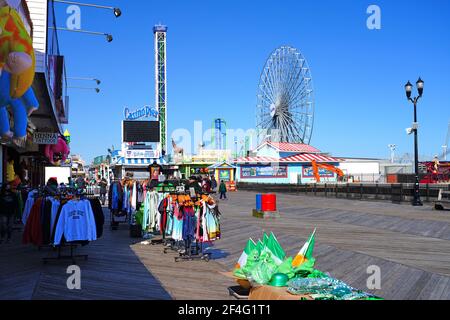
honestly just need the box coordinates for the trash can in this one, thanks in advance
[262,194,277,211]
[256,194,262,211]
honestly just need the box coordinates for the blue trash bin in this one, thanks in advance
[256,194,262,211]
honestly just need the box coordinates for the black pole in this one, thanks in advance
[413,99,423,206]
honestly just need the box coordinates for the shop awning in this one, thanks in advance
[208,161,237,169]
[281,154,341,163]
[256,141,321,153]
[112,157,166,166]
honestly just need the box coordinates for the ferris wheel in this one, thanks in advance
[256,46,315,145]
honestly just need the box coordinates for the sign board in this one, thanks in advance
[122,121,160,143]
[125,150,159,159]
[241,165,288,179]
[219,169,231,181]
[302,166,334,178]
[124,106,159,121]
[33,132,59,145]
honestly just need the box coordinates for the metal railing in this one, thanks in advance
[237,182,450,204]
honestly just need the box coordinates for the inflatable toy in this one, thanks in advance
[0,70,38,143]
[0,6,36,97]
[5,159,15,182]
[0,5,37,145]
[44,137,70,165]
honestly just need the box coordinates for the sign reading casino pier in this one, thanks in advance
[124,106,159,120]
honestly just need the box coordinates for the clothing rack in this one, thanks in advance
[43,243,88,264]
[174,238,211,262]
[142,188,219,263]
[150,189,185,246]
[23,191,99,263]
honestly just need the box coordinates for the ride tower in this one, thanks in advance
[212,119,227,150]
[154,25,168,156]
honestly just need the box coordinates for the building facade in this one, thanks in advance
[1,0,69,187]
[234,142,341,184]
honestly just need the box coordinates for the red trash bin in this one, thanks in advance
[261,194,277,211]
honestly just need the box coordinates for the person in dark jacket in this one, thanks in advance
[219,180,227,200]
[98,178,108,205]
[0,184,19,244]
[211,176,218,191]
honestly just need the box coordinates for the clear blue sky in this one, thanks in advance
[54,0,450,163]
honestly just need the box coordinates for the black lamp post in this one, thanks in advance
[405,78,424,206]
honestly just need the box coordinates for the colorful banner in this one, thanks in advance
[302,166,334,178]
[219,169,231,181]
[241,165,288,179]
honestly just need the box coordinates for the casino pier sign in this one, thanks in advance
[124,106,159,120]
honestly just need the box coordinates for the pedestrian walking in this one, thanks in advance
[211,175,217,192]
[98,177,108,205]
[219,180,227,200]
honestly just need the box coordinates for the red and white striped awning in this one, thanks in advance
[234,153,341,164]
[281,153,340,163]
[234,156,280,163]
[257,142,321,153]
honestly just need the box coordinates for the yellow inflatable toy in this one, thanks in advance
[6,159,16,182]
[0,5,35,98]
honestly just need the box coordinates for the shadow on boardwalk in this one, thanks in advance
[0,208,171,300]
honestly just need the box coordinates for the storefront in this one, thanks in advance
[178,163,214,179]
[234,142,341,184]
[111,154,167,181]
[208,162,236,183]
[1,136,52,188]
[1,1,70,187]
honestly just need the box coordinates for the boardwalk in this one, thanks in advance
[0,214,171,300]
[1,191,450,300]
[210,191,450,300]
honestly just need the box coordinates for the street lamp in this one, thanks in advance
[68,77,101,85]
[49,27,113,42]
[404,78,424,206]
[53,0,122,18]
[68,86,100,93]
[388,144,397,164]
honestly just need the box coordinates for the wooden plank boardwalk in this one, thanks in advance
[2,191,450,300]
[0,212,171,300]
[210,191,450,300]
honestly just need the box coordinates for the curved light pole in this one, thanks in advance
[68,77,101,85]
[49,27,113,42]
[69,86,100,93]
[53,0,122,18]
[405,78,424,206]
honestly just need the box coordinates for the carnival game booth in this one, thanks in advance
[111,154,166,181]
[208,161,237,191]
[235,142,342,185]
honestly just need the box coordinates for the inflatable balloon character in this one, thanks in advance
[45,137,70,165]
[5,159,15,182]
[0,5,38,146]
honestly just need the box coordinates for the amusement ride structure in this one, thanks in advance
[256,46,315,146]
[154,25,168,156]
